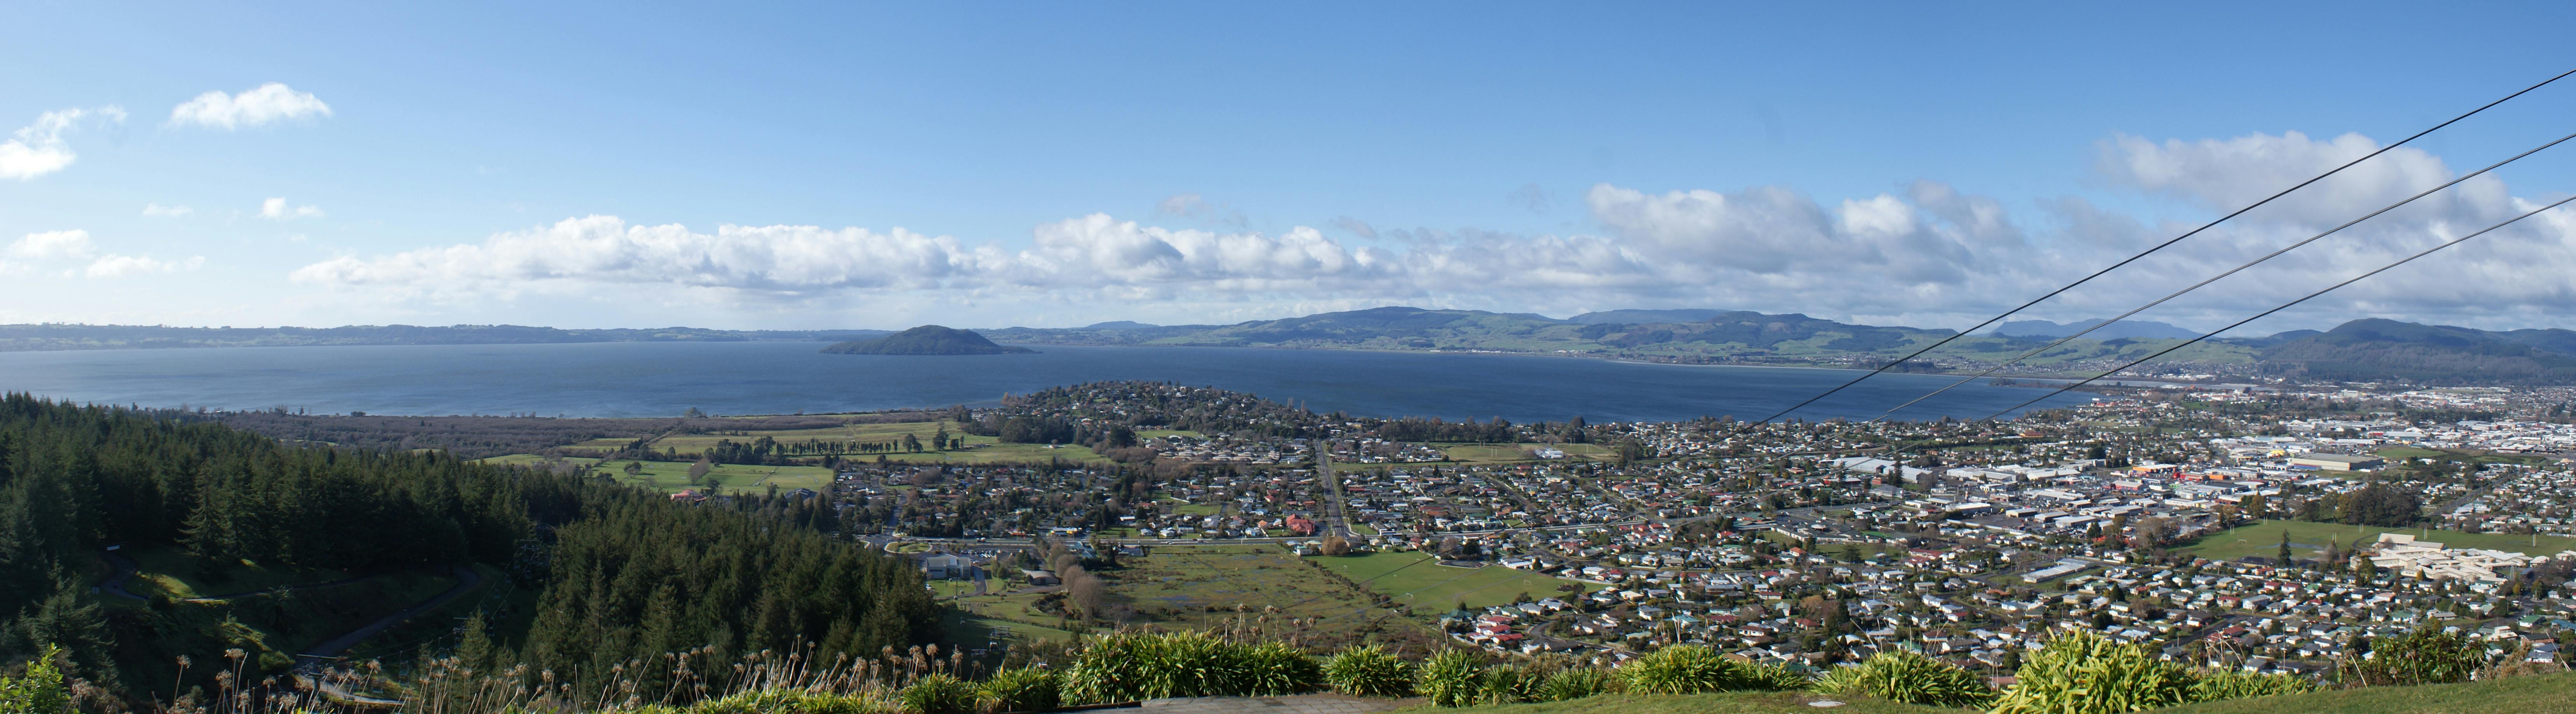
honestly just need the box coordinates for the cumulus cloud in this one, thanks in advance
[170,83,332,129]
[1,107,121,180]
[143,203,194,217]
[261,197,324,220]
[84,254,204,278]
[288,128,2576,332]
[9,230,96,259]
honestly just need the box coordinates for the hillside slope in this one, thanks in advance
[822,325,1036,355]
[2260,318,2576,384]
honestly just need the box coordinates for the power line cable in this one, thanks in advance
[1751,68,2576,425]
[1859,128,2576,422]
[1890,192,2576,456]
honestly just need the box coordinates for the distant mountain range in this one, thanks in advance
[1995,318,2200,341]
[13,308,2576,385]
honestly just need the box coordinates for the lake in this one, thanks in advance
[0,342,2094,423]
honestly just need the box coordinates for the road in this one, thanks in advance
[97,550,144,600]
[1318,454,1355,539]
[297,565,485,659]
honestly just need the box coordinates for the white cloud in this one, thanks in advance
[84,254,204,278]
[261,197,324,220]
[0,107,121,180]
[170,83,332,130]
[143,203,194,217]
[9,230,96,259]
[283,128,2576,332]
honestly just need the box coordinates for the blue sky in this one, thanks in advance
[9,2,2576,332]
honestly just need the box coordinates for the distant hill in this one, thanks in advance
[0,323,888,352]
[1082,321,1160,330]
[820,326,1035,355]
[1566,308,1732,324]
[2258,318,2576,384]
[1997,318,2200,340]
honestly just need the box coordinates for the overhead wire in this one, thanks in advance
[1748,68,2576,426]
[1886,192,2576,457]
[1857,128,2576,422]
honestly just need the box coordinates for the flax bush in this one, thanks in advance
[978,668,1061,713]
[899,673,979,714]
[1415,650,1487,707]
[1989,630,2195,714]
[1809,650,1992,708]
[1537,666,1617,702]
[1617,644,1798,695]
[1322,645,1415,698]
[1059,631,1321,704]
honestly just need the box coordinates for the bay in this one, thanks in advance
[0,342,2094,423]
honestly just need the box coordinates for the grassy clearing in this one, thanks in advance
[1137,429,1205,439]
[2181,518,2576,562]
[1406,692,1955,714]
[589,460,836,495]
[125,545,357,599]
[1309,551,1602,610]
[1102,544,1384,621]
[939,607,1080,649]
[472,454,603,469]
[2161,671,2576,713]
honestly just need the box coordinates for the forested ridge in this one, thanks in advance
[0,393,934,705]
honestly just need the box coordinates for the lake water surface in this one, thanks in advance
[0,342,2093,423]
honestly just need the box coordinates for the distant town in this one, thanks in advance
[339,378,2576,681]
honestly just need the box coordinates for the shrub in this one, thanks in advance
[1244,642,1326,696]
[1477,663,1546,705]
[2342,625,2487,687]
[1741,662,1811,691]
[1323,645,1415,698]
[2186,671,2316,702]
[691,690,901,714]
[1990,630,2194,714]
[1538,667,1617,702]
[979,668,1061,713]
[901,673,981,714]
[1619,644,1789,695]
[1809,650,1992,708]
[1416,650,1487,707]
[0,646,67,714]
[1059,631,1320,704]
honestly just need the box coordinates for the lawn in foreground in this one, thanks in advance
[2181,518,2576,562]
[1310,551,1602,611]
[2160,670,2576,714]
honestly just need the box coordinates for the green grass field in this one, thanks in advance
[1438,443,1614,462]
[1105,544,1382,619]
[1309,551,1602,610]
[473,453,604,469]
[2182,519,2576,562]
[593,460,836,495]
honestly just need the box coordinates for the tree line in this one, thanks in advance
[0,394,935,707]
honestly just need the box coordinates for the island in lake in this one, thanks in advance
[820,325,1036,355]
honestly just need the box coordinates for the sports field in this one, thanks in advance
[1439,443,1614,462]
[2182,518,2576,562]
[1308,550,1602,610]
